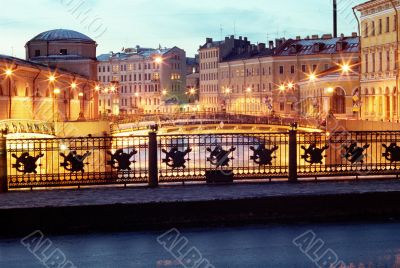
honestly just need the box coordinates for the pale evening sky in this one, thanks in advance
[0,0,364,58]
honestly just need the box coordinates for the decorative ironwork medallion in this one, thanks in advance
[107,149,138,171]
[341,143,370,164]
[382,143,400,162]
[206,145,236,168]
[12,152,44,174]
[250,144,279,165]
[162,147,192,169]
[60,151,91,173]
[301,144,329,164]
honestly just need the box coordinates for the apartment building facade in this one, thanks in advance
[355,0,400,122]
[97,46,187,115]
[214,34,360,116]
[198,36,251,112]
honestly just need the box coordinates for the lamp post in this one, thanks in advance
[53,88,60,122]
[78,92,84,120]
[5,69,13,119]
[245,87,252,115]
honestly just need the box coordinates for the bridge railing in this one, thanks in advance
[2,130,400,191]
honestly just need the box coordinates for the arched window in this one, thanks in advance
[331,87,346,114]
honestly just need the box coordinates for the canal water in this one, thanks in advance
[0,222,400,268]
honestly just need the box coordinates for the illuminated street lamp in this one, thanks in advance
[340,63,351,73]
[53,88,61,122]
[95,85,100,91]
[71,82,77,89]
[308,73,317,82]
[78,92,85,120]
[326,87,334,94]
[279,84,286,92]
[162,89,168,96]
[154,56,163,64]
[287,82,294,90]
[48,75,56,83]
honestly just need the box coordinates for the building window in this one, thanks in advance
[60,49,67,55]
[290,65,295,74]
[365,54,369,73]
[364,22,368,38]
[301,65,306,73]
[35,50,41,57]
[372,53,376,72]
[387,50,391,71]
[280,102,285,111]
[386,16,390,33]
[379,18,382,35]
[331,88,345,114]
[372,21,375,36]
[379,52,383,71]
[279,66,284,74]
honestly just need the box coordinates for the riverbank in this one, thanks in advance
[1,180,400,236]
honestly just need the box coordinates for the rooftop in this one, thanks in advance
[275,35,359,56]
[27,29,95,44]
[97,47,177,62]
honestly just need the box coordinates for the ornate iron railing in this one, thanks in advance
[158,133,289,182]
[6,136,149,189]
[4,130,400,190]
[297,131,400,178]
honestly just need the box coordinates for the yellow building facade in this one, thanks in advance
[355,0,400,121]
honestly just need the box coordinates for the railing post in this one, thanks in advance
[148,129,159,188]
[0,133,8,192]
[288,128,298,183]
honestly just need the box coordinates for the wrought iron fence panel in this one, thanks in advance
[297,131,400,178]
[7,136,148,189]
[158,132,289,182]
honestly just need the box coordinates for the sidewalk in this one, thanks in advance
[1,179,400,209]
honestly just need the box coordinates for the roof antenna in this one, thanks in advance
[220,24,223,40]
[234,21,236,37]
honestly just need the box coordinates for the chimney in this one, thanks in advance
[225,36,229,41]
[269,41,274,49]
[352,32,358,37]
[333,0,338,38]
[258,43,266,52]
[296,36,301,40]
[239,36,243,40]
[312,34,319,39]
[206,38,213,43]
[322,34,333,39]
[244,37,248,42]
[230,35,234,39]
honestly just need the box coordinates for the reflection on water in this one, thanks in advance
[1,222,400,268]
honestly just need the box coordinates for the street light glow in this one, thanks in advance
[326,87,334,94]
[287,83,294,89]
[225,88,231,94]
[279,85,285,91]
[71,82,77,89]
[53,88,61,95]
[48,75,56,83]
[309,73,317,82]
[154,57,163,64]
[5,69,13,76]
[341,63,351,73]
[162,89,168,95]
[95,85,100,91]
[246,87,252,93]
[78,92,84,97]
[189,88,196,95]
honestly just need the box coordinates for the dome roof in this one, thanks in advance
[29,29,94,43]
